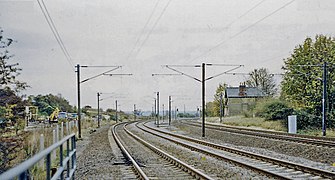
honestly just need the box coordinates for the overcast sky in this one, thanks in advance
[1,0,335,112]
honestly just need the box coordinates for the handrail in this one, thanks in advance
[0,133,76,180]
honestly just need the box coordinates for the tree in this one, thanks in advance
[0,87,25,127]
[28,94,75,116]
[213,83,227,116]
[281,35,335,116]
[246,68,277,96]
[0,28,28,92]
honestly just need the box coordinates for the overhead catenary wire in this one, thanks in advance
[81,66,121,83]
[132,0,173,58]
[221,0,268,32]
[188,0,296,63]
[36,0,74,70]
[126,0,161,61]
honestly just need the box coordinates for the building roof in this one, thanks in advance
[225,87,266,98]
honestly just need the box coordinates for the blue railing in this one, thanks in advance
[0,133,76,180]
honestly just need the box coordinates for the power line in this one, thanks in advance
[132,0,173,58]
[126,0,161,61]
[222,0,267,31]
[36,0,74,69]
[188,0,296,63]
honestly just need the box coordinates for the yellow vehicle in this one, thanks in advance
[49,107,60,123]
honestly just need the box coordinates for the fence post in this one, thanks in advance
[61,122,64,139]
[39,134,44,168]
[75,120,78,137]
[70,121,73,133]
[53,130,56,160]
[66,122,69,135]
[56,125,59,142]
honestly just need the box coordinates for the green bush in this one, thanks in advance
[281,109,320,130]
[256,100,293,120]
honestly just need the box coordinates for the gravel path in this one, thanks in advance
[76,125,127,179]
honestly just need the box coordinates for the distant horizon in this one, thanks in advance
[1,0,334,111]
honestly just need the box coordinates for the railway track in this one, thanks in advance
[112,122,214,179]
[181,120,335,148]
[137,121,335,179]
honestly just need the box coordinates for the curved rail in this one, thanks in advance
[112,123,149,180]
[141,121,335,179]
[182,121,335,148]
[123,122,214,180]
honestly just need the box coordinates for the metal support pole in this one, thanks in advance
[134,104,136,121]
[157,92,160,127]
[76,64,82,138]
[97,92,100,128]
[115,100,118,123]
[322,62,327,136]
[220,92,223,123]
[162,104,165,121]
[154,98,157,124]
[169,96,171,125]
[202,63,206,137]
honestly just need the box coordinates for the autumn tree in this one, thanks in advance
[282,35,335,112]
[213,83,227,116]
[0,28,27,91]
[281,35,335,117]
[246,68,277,96]
[28,94,75,116]
[0,28,27,127]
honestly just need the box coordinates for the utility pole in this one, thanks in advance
[175,106,177,120]
[157,92,160,127]
[154,98,157,124]
[220,92,223,123]
[76,64,82,138]
[160,63,242,137]
[97,92,101,128]
[184,104,186,115]
[162,104,165,121]
[202,63,206,137]
[322,62,327,136]
[75,64,130,138]
[115,100,118,123]
[134,104,136,121]
[169,96,171,125]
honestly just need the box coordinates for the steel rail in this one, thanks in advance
[123,122,214,180]
[112,123,149,180]
[182,121,335,148]
[141,121,335,179]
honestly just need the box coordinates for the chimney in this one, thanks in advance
[239,82,246,96]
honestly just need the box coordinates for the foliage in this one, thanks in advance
[213,83,227,116]
[281,35,335,116]
[205,101,215,117]
[28,94,75,116]
[255,99,293,120]
[177,113,195,118]
[205,83,227,117]
[281,109,335,130]
[0,28,28,92]
[246,68,277,96]
[0,87,25,126]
